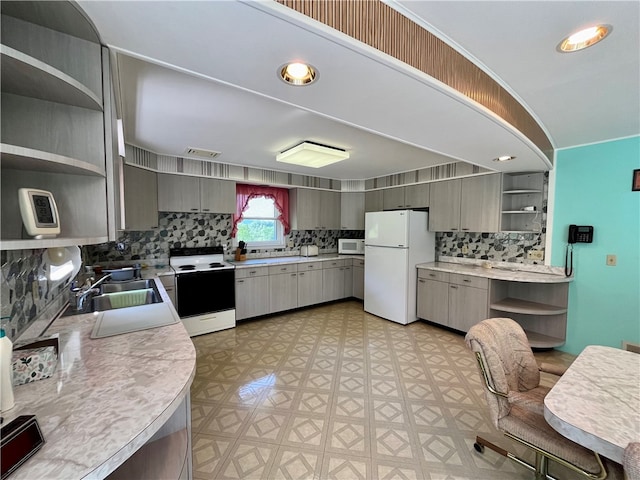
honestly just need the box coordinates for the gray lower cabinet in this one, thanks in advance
[352,259,365,300]
[235,267,270,320]
[269,264,298,313]
[343,265,353,298]
[417,269,488,332]
[298,269,324,307]
[123,165,158,230]
[322,260,345,302]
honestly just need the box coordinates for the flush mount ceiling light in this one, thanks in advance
[276,141,349,168]
[493,155,516,162]
[279,62,317,86]
[558,25,611,52]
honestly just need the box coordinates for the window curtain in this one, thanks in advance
[232,184,290,236]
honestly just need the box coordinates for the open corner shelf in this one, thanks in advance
[1,44,103,111]
[491,297,567,316]
[1,144,106,177]
[525,330,565,349]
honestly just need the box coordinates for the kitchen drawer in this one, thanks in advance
[235,266,269,279]
[181,309,235,337]
[353,258,365,268]
[449,273,488,290]
[418,269,449,283]
[298,261,323,271]
[269,264,298,275]
[323,259,345,269]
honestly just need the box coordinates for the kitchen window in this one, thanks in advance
[232,184,290,249]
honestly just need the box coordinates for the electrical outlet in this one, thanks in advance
[461,245,469,254]
[287,240,294,248]
[606,254,617,266]
[527,250,544,261]
[131,245,139,255]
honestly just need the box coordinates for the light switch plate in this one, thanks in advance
[606,254,617,266]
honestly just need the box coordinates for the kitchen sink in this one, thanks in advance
[100,279,156,293]
[91,288,160,311]
[60,279,163,317]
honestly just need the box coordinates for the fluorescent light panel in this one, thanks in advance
[276,142,349,168]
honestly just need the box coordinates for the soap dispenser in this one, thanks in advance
[0,328,15,411]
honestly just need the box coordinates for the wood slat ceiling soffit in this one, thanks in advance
[277,0,554,162]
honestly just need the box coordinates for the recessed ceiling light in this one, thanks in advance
[279,62,317,86]
[558,25,611,52]
[493,155,516,162]
[276,141,349,168]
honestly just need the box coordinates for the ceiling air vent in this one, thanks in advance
[183,147,221,161]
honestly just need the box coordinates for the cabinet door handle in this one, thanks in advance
[429,273,436,277]
[463,279,471,283]
[461,228,470,231]
[299,272,305,276]
[451,227,458,230]
[450,285,458,289]
[237,280,244,283]
[405,204,411,207]
[419,279,425,283]
[291,273,297,277]
[202,208,210,212]
[281,267,287,271]
[191,208,198,211]
[249,270,256,275]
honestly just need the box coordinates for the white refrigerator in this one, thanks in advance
[364,210,435,325]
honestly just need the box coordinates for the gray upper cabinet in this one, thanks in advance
[157,174,200,212]
[365,190,383,212]
[157,174,236,214]
[429,174,500,232]
[404,184,430,209]
[123,165,158,230]
[383,184,430,210]
[340,192,365,230]
[429,179,462,231]
[0,4,113,249]
[200,178,236,214]
[460,174,501,232]
[290,188,341,230]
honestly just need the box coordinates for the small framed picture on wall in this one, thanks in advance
[633,169,640,191]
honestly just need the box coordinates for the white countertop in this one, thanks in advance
[231,253,363,268]
[544,345,640,463]
[3,279,196,479]
[417,258,571,284]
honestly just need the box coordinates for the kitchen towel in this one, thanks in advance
[107,289,152,309]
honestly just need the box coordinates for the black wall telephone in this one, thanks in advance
[568,224,594,244]
[565,224,594,276]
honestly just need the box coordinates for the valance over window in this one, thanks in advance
[232,184,290,236]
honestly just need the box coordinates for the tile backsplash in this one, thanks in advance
[0,249,71,340]
[84,212,364,264]
[3,211,545,341]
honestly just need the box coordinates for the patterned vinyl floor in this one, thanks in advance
[189,300,588,480]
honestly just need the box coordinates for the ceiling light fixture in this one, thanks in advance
[279,62,317,86]
[493,155,516,162]
[558,25,611,52]
[276,141,349,168]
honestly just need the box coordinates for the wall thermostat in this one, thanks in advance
[18,188,60,238]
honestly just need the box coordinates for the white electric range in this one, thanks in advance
[169,246,236,336]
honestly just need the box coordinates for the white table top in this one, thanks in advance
[544,345,640,463]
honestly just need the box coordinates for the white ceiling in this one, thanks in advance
[78,0,640,181]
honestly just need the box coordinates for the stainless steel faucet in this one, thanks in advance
[76,274,112,312]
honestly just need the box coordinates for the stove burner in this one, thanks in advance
[209,263,225,268]
[179,265,196,271]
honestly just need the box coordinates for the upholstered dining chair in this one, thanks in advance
[465,317,608,480]
[625,443,640,480]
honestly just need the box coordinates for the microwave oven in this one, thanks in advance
[338,238,365,255]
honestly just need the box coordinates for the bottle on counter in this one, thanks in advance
[0,328,15,412]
